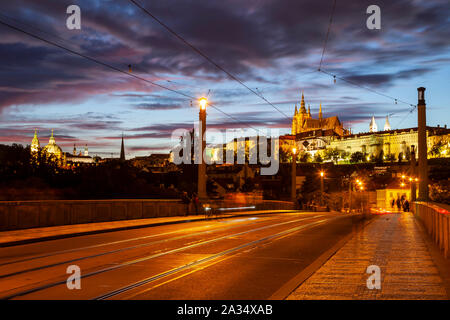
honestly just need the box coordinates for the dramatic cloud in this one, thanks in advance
[0,0,449,155]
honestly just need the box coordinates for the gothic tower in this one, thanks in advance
[292,104,298,135]
[384,115,391,131]
[369,116,378,132]
[318,102,323,121]
[120,134,125,162]
[31,129,40,154]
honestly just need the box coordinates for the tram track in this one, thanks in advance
[0,215,292,278]
[95,218,330,300]
[2,214,325,299]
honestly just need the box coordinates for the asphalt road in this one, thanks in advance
[0,211,366,300]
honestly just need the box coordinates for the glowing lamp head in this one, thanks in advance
[199,97,208,110]
[415,178,419,182]
[401,175,405,179]
[320,171,324,177]
[292,147,297,155]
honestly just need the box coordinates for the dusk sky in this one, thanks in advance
[0,0,449,158]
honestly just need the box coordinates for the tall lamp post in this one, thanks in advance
[417,87,428,201]
[320,171,324,206]
[291,147,297,204]
[198,97,207,201]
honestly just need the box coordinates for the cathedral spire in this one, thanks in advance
[49,129,56,144]
[369,116,378,132]
[120,133,125,162]
[294,104,298,115]
[307,105,311,117]
[384,115,391,131]
[300,91,306,114]
[319,102,323,120]
[31,128,40,153]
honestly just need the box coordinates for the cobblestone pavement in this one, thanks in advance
[287,213,449,300]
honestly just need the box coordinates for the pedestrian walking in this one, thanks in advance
[403,199,410,212]
[194,193,199,215]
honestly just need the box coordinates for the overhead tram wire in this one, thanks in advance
[318,0,337,72]
[314,0,419,127]
[0,18,264,135]
[0,12,213,98]
[128,0,291,120]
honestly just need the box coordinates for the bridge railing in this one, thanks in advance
[412,201,450,258]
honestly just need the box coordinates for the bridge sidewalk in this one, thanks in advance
[0,209,294,247]
[287,212,450,300]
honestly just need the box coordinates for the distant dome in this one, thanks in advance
[43,129,63,158]
[43,144,62,157]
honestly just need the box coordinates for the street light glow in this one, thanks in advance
[199,97,207,110]
[320,171,324,177]
[292,147,297,155]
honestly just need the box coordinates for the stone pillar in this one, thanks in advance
[417,87,428,201]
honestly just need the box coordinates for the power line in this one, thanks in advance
[319,69,417,108]
[313,0,420,126]
[393,106,417,129]
[318,0,337,71]
[0,18,265,135]
[128,0,291,120]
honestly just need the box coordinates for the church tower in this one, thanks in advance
[84,144,89,156]
[31,129,40,154]
[299,92,306,115]
[369,116,378,132]
[318,102,323,120]
[292,104,298,135]
[384,115,391,131]
[120,134,125,162]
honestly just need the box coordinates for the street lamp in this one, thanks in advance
[199,97,207,110]
[320,170,324,206]
[198,97,208,201]
[291,147,297,203]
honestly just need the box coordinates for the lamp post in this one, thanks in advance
[417,87,428,201]
[320,171,324,206]
[291,147,297,204]
[198,97,207,201]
